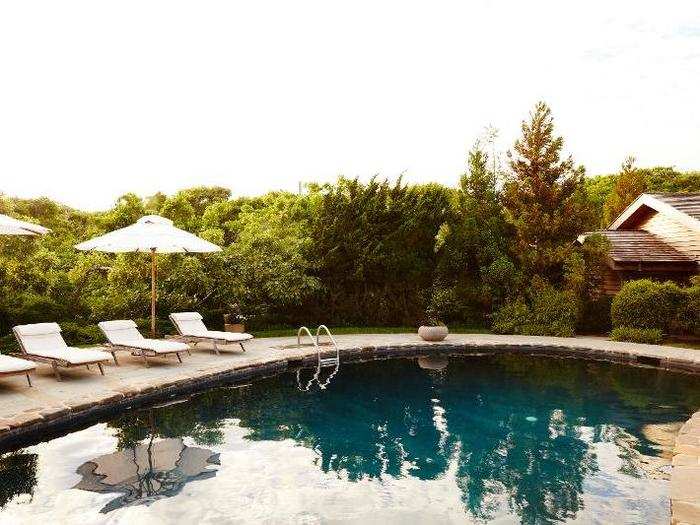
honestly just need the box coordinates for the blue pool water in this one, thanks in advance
[0,354,697,524]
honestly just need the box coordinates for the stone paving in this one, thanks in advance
[673,411,700,524]
[0,332,698,523]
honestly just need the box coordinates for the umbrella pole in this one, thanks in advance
[151,248,157,337]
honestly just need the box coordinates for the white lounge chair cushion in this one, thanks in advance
[98,320,145,344]
[0,355,36,373]
[170,312,253,342]
[14,322,63,336]
[170,312,203,322]
[170,312,209,336]
[116,339,189,354]
[27,347,111,365]
[99,320,138,331]
[14,323,69,353]
[192,331,253,343]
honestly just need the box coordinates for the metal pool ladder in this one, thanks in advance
[296,325,340,390]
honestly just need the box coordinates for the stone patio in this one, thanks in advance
[0,332,697,523]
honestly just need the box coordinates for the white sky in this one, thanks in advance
[1,1,699,211]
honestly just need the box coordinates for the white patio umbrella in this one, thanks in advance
[0,213,50,236]
[75,215,221,336]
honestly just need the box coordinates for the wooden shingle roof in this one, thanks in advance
[610,193,700,231]
[650,193,700,221]
[578,230,696,264]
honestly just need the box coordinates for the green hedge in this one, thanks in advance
[577,295,612,334]
[674,280,700,336]
[492,280,579,337]
[610,327,663,345]
[60,322,105,346]
[611,278,699,336]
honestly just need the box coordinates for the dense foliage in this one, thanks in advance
[610,278,700,338]
[585,166,700,226]
[601,156,646,227]
[503,102,595,283]
[609,327,663,345]
[0,101,697,344]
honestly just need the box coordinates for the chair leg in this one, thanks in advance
[213,341,220,356]
[176,352,183,363]
[26,373,32,387]
[97,363,105,376]
[52,363,62,382]
[142,352,150,367]
[112,352,120,366]
[239,343,246,352]
[86,364,90,370]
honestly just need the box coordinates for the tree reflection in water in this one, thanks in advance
[106,355,697,523]
[0,451,38,508]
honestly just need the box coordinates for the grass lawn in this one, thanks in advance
[663,340,700,351]
[251,325,491,339]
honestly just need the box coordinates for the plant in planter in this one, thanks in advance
[223,303,249,333]
[418,313,449,342]
[418,291,450,341]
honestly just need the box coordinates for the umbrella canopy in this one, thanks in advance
[0,213,50,236]
[75,215,222,335]
[74,215,220,253]
[73,437,220,513]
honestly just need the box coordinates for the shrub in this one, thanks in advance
[492,279,579,337]
[610,326,663,345]
[12,294,64,325]
[674,279,700,336]
[611,279,682,331]
[425,286,479,325]
[134,317,176,337]
[492,300,530,335]
[60,322,105,346]
[577,295,612,334]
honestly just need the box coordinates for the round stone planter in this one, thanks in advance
[224,323,245,333]
[418,325,449,342]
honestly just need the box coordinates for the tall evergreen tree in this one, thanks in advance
[503,102,594,283]
[602,156,646,226]
[431,143,514,322]
[461,145,497,205]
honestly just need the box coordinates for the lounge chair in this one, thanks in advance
[169,312,253,355]
[13,323,112,381]
[98,320,189,366]
[0,354,36,387]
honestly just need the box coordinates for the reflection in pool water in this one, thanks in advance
[73,432,219,513]
[0,355,697,524]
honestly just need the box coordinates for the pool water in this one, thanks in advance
[0,354,697,524]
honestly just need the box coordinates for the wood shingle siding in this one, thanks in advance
[637,209,700,261]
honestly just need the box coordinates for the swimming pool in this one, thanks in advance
[0,354,696,524]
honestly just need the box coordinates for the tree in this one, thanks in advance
[502,101,594,283]
[461,142,498,204]
[309,177,452,326]
[433,142,514,322]
[585,166,699,226]
[602,156,646,226]
[228,193,320,324]
[101,193,145,230]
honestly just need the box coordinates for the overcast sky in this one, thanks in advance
[1,1,698,211]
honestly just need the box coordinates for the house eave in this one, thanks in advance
[608,194,700,232]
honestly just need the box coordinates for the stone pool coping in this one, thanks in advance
[0,332,697,523]
[673,411,700,524]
